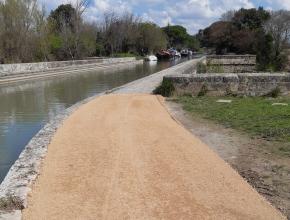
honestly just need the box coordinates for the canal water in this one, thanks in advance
[0,58,188,182]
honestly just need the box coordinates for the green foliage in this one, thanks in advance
[232,7,270,30]
[255,32,274,71]
[48,4,76,32]
[199,7,288,71]
[162,24,200,50]
[196,62,207,73]
[138,22,168,55]
[153,79,175,97]
[206,64,224,73]
[49,34,63,50]
[197,61,225,74]
[178,96,290,145]
[197,84,208,96]
[265,87,281,98]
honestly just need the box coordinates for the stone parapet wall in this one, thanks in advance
[207,55,256,65]
[205,55,256,73]
[166,73,290,96]
[0,57,136,76]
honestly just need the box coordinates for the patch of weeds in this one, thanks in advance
[279,146,290,156]
[265,87,281,98]
[225,87,238,97]
[153,79,175,97]
[0,196,23,211]
[182,93,193,97]
[198,84,208,97]
[196,62,207,73]
[207,63,224,73]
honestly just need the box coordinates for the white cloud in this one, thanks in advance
[40,0,277,34]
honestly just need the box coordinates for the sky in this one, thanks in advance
[40,0,290,34]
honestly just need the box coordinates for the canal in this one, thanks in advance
[0,58,188,182]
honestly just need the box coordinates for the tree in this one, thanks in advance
[264,10,290,56]
[97,12,142,56]
[0,0,44,63]
[232,7,270,30]
[198,7,284,70]
[47,3,95,60]
[202,21,234,54]
[137,22,167,55]
[162,24,200,51]
[162,25,188,49]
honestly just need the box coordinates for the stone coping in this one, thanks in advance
[0,57,137,76]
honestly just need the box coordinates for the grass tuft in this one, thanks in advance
[153,79,175,97]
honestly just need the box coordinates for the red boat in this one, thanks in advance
[156,50,172,60]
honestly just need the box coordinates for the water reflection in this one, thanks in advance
[0,59,186,182]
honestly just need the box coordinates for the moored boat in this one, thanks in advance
[144,55,158,62]
[181,49,189,57]
[156,50,172,60]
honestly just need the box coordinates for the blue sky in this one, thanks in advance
[40,0,290,34]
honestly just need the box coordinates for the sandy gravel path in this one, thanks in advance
[22,94,285,220]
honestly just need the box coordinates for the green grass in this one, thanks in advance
[177,95,290,155]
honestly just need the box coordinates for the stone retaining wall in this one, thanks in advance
[166,73,290,96]
[0,57,136,76]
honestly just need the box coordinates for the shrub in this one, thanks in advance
[265,87,281,98]
[153,79,175,97]
[198,84,208,97]
[225,87,238,97]
[196,62,207,73]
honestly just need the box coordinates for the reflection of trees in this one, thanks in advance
[0,60,176,182]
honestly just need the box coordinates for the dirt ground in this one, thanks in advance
[166,100,290,219]
[22,94,285,219]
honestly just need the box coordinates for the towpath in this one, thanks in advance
[22,94,285,220]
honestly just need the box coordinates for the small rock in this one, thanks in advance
[272,103,288,106]
[216,99,232,103]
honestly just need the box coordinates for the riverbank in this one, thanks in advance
[22,94,284,219]
[0,58,200,219]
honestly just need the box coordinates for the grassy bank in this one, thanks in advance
[177,95,290,156]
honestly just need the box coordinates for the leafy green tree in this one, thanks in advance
[49,4,77,33]
[162,24,200,51]
[232,7,270,30]
[162,25,188,49]
[138,22,167,55]
[199,7,289,71]
[47,3,96,60]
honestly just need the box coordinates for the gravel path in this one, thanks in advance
[22,94,285,220]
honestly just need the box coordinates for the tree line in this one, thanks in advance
[197,7,290,71]
[0,0,199,64]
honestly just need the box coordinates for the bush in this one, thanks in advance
[196,62,207,73]
[198,84,208,97]
[153,79,175,97]
[265,87,281,98]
